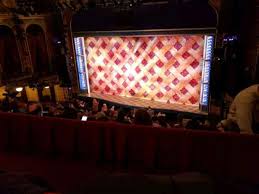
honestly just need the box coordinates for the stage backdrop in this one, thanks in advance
[74,34,213,113]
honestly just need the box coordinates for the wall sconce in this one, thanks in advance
[16,87,23,92]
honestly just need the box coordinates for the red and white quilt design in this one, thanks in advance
[85,35,204,106]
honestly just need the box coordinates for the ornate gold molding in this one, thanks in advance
[1,0,16,9]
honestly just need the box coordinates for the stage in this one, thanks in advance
[80,92,206,115]
[74,32,214,115]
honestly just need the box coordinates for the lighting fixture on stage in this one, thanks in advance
[16,87,23,92]
[44,86,50,89]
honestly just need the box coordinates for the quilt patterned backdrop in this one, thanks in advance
[85,35,205,106]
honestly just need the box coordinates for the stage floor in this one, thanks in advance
[81,92,206,115]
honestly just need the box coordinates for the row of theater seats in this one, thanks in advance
[0,112,259,185]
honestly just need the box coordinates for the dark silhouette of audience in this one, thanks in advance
[0,92,243,132]
[134,109,152,126]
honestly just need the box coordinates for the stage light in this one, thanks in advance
[44,86,50,89]
[16,87,23,92]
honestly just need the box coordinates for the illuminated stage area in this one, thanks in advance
[87,92,204,114]
[74,33,213,114]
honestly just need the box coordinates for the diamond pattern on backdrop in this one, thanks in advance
[85,35,204,107]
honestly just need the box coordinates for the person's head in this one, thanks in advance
[157,113,168,128]
[117,108,130,123]
[134,109,152,126]
[27,102,42,115]
[92,98,99,113]
[177,113,184,124]
[147,107,154,117]
[185,117,201,130]
[101,103,108,112]
[17,101,27,113]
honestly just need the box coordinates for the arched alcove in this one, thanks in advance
[26,24,50,74]
[0,25,22,79]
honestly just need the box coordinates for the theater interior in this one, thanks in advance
[0,0,258,193]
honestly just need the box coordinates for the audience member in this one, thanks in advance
[27,102,42,116]
[147,106,154,117]
[96,112,108,121]
[0,93,230,133]
[117,108,132,124]
[217,119,240,133]
[185,117,201,130]
[227,84,259,134]
[174,113,184,128]
[17,101,27,113]
[152,112,170,128]
[92,98,99,114]
[62,102,77,119]
[134,109,152,126]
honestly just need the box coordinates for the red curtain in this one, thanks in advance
[0,26,22,78]
[27,25,49,74]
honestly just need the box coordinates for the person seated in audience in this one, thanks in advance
[1,90,19,112]
[48,104,62,117]
[17,101,27,113]
[109,106,116,119]
[62,102,77,119]
[152,112,171,128]
[92,98,99,114]
[134,109,152,126]
[77,109,88,120]
[96,111,109,121]
[101,103,109,116]
[205,114,221,131]
[78,100,86,111]
[1,94,11,112]
[27,102,43,116]
[217,119,240,133]
[227,84,259,134]
[147,106,154,118]
[173,113,184,128]
[117,108,132,124]
[200,119,212,130]
[185,117,201,130]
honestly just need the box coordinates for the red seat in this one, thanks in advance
[9,113,30,153]
[188,130,228,178]
[156,128,190,172]
[54,118,80,157]
[101,121,119,162]
[77,121,103,161]
[1,111,259,187]
[224,133,259,183]
[0,112,12,152]
[30,116,55,155]
[127,125,158,169]
[112,123,130,163]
